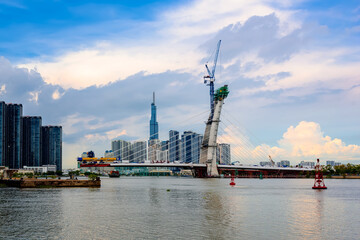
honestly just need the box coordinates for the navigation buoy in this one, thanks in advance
[312,158,327,189]
[230,176,236,186]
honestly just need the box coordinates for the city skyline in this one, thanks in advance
[0,1,359,168]
[0,100,62,171]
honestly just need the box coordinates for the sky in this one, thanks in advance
[0,0,359,168]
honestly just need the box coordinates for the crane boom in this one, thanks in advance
[211,40,221,78]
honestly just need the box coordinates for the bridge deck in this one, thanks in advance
[110,163,312,172]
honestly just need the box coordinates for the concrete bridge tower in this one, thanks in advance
[200,85,229,177]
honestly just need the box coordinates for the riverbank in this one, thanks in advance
[0,178,101,188]
[329,175,360,179]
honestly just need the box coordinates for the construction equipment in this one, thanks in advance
[269,155,275,167]
[204,40,221,120]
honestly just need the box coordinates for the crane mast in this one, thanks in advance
[204,40,221,120]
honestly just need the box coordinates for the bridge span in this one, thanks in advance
[109,162,312,178]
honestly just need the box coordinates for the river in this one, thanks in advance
[0,178,359,239]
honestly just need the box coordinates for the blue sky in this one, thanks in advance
[1,0,360,168]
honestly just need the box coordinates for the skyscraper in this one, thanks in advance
[149,92,159,140]
[42,126,62,171]
[0,101,5,166]
[181,131,203,164]
[5,103,23,169]
[22,116,42,167]
[169,130,180,162]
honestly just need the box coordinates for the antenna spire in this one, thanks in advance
[153,92,155,105]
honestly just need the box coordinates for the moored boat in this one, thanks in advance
[108,170,120,178]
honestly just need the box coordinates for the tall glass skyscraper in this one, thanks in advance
[169,130,180,162]
[42,126,62,171]
[22,116,42,167]
[5,103,23,169]
[0,101,5,166]
[149,92,159,140]
[181,131,203,164]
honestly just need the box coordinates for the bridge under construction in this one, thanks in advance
[79,40,313,178]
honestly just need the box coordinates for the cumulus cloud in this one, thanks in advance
[253,121,360,163]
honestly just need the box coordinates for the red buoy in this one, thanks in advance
[312,158,327,189]
[230,176,236,186]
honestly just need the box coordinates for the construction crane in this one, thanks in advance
[269,155,275,167]
[204,40,221,120]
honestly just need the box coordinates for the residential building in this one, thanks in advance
[42,126,62,171]
[217,143,231,165]
[131,140,147,163]
[5,103,23,169]
[299,161,315,168]
[22,116,42,167]
[112,139,131,160]
[0,101,5,166]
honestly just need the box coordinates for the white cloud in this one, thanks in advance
[241,48,360,96]
[254,121,360,163]
[17,0,304,89]
[0,84,6,95]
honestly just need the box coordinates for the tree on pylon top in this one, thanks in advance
[214,85,229,101]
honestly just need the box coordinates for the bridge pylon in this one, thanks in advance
[200,85,229,177]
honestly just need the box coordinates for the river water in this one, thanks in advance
[0,177,359,240]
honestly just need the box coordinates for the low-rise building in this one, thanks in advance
[23,165,57,173]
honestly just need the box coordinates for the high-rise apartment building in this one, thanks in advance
[149,92,159,140]
[169,130,180,162]
[5,103,23,169]
[112,139,131,161]
[0,101,5,166]
[131,140,147,163]
[217,143,231,165]
[181,131,203,164]
[42,126,62,171]
[22,116,42,167]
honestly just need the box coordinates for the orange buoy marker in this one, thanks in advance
[312,158,327,189]
[230,176,236,186]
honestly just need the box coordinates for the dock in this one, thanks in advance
[0,178,101,188]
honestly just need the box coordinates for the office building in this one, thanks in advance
[22,116,42,167]
[149,92,159,140]
[0,102,5,166]
[5,103,23,169]
[169,130,180,162]
[42,126,62,171]
[181,131,203,164]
